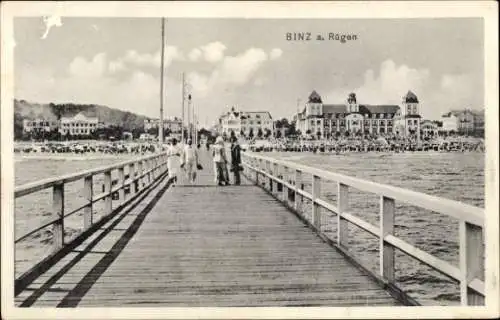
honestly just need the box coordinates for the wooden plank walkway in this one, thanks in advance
[16,149,400,307]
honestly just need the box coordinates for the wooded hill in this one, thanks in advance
[14,99,151,138]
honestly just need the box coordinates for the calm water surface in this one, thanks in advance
[13,152,485,306]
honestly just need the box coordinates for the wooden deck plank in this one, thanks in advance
[16,150,400,307]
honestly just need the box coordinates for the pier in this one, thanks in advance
[13,149,485,307]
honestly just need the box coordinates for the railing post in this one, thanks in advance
[282,166,288,203]
[255,159,261,186]
[118,166,125,203]
[83,176,93,230]
[104,170,112,215]
[294,169,302,213]
[312,175,321,229]
[137,161,143,190]
[52,183,64,251]
[266,160,272,191]
[130,163,136,195]
[273,162,279,195]
[380,196,395,282]
[337,182,349,247]
[459,221,484,305]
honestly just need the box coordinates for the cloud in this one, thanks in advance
[69,53,107,78]
[269,48,283,60]
[188,48,202,62]
[216,48,268,86]
[108,60,127,73]
[108,46,184,72]
[200,41,227,63]
[326,59,430,104]
[325,59,481,120]
[41,15,62,39]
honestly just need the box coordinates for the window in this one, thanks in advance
[414,120,418,125]
[379,114,384,119]
[407,106,411,114]
[372,114,376,118]
[257,121,261,125]
[256,115,261,119]
[388,121,393,126]
[317,120,321,125]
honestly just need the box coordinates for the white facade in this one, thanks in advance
[144,118,183,133]
[219,107,274,137]
[59,112,99,136]
[23,119,58,133]
[296,91,399,138]
[441,113,459,132]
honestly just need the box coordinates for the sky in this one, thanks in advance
[14,17,484,127]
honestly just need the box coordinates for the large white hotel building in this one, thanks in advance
[296,90,422,138]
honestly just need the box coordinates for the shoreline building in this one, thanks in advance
[218,106,274,138]
[23,119,58,134]
[296,91,422,138]
[144,117,183,134]
[59,112,98,136]
[441,109,483,136]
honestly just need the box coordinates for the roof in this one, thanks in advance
[403,91,419,103]
[322,104,399,114]
[361,105,399,114]
[308,90,322,103]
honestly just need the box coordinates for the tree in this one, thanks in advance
[257,128,263,138]
[264,128,272,138]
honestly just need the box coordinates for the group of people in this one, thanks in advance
[164,135,242,186]
[211,136,242,186]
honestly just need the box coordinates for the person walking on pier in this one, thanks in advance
[212,136,229,186]
[181,138,200,184]
[230,136,242,185]
[166,138,181,184]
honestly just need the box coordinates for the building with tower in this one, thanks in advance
[296,90,407,139]
[393,91,422,138]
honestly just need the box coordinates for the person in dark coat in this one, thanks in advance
[230,136,242,185]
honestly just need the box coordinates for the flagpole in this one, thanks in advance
[159,17,165,146]
[181,72,185,143]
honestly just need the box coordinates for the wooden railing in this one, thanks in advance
[241,152,485,306]
[14,151,169,292]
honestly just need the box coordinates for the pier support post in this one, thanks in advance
[294,170,302,213]
[118,166,125,203]
[459,221,484,305]
[380,196,395,282]
[83,176,93,230]
[52,183,64,251]
[312,175,321,229]
[104,171,112,215]
[337,182,349,247]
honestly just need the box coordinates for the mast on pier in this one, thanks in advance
[159,17,166,146]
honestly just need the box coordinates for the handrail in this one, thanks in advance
[14,151,168,247]
[14,151,165,198]
[241,151,485,306]
[242,152,483,227]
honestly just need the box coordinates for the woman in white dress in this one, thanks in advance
[166,138,181,183]
[181,138,199,184]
